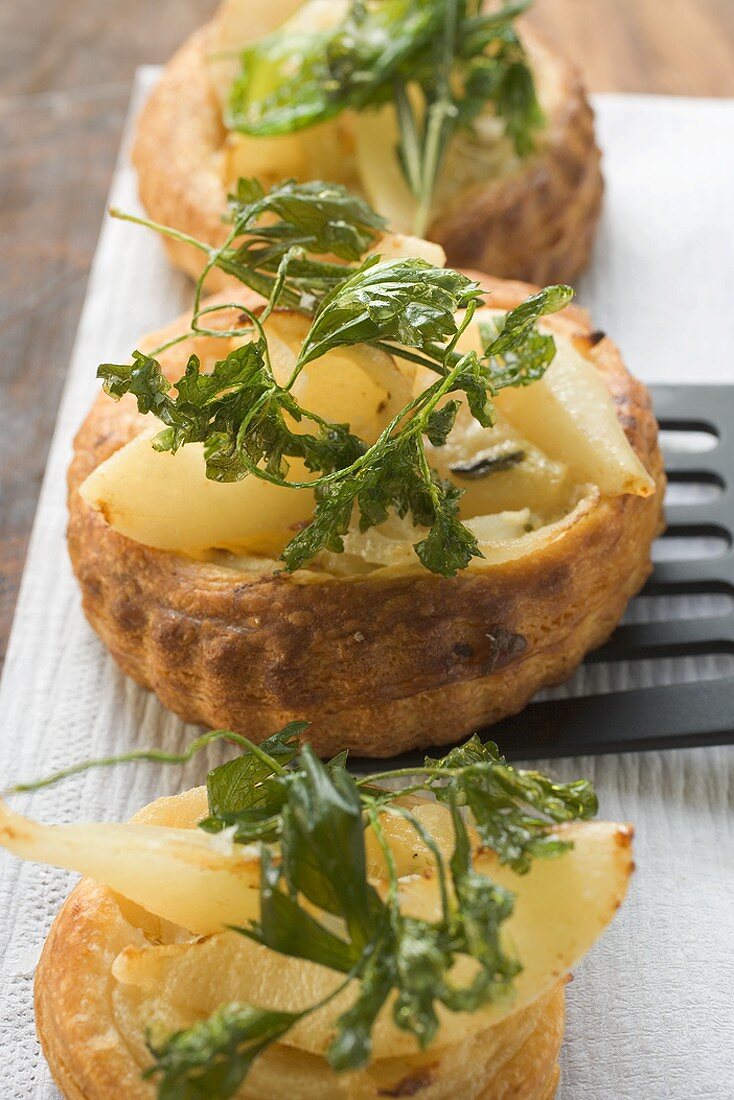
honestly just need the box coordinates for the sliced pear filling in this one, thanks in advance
[80,311,412,558]
[426,404,574,521]
[81,295,653,571]
[0,791,632,1056]
[457,308,655,500]
[80,432,317,558]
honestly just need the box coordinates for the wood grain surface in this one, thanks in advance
[1,0,733,669]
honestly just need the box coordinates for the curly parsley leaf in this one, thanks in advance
[476,284,574,392]
[111,179,387,314]
[414,478,482,575]
[205,722,305,818]
[426,734,598,872]
[145,1004,302,1100]
[98,342,366,485]
[98,343,269,462]
[240,845,363,973]
[327,952,394,1072]
[297,256,482,367]
[228,177,387,266]
[424,398,461,446]
[282,429,482,577]
[484,284,574,359]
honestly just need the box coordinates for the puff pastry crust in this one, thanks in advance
[67,275,665,757]
[35,790,566,1100]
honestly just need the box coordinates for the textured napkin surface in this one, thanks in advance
[0,73,732,1099]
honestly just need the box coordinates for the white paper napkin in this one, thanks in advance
[0,72,732,1098]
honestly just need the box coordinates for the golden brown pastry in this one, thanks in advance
[67,268,664,757]
[35,875,566,1100]
[133,0,603,289]
[0,733,633,1099]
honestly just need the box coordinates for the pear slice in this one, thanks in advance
[211,0,309,53]
[426,403,573,521]
[461,309,655,497]
[80,314,411,557]
[366,232,446,268]
[80,429,316,557]
[353,102,416,235]
[0,793,260,936]
[45,784,635,1058]
[222,131,311,196]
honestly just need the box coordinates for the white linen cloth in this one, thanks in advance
[0,71,732,1098]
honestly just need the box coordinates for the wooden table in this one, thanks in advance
[1,0,733,669]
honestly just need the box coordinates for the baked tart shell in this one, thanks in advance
[67,276,665,757]
[35,791,566,1100]
[132,23,603,289]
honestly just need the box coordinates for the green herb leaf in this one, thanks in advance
[297,257,481,368]
[281,748,380,945]
[426,734,598,872]
[414,479,482,576]
[280,475,359,569]
[98,343,271,466]
[282,430,484,578]
[425,399,461,447]
[145,1003,301,1100]
[228,178,387,265]
[228,29,339,136]
[442,794,519,1012]
[327,952,394,1072]
[479,284,574,392]
[206,722,305,817]
[484,284,574,359]
[449,350,496,427]
[242,846,361,973]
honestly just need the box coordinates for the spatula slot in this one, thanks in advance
[664,473,725,505]
[652,530,731,561]
[591,618,734,661]
[645,559,734,587]
[624,590,734,623]
[658,424,719,452]
[535,652,734,701]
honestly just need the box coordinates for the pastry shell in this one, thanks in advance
[132,21,603,289]
[35,789,565,1099]
[67,275,665,757]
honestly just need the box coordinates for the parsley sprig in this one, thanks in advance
[111,178,388,317]
[8,724,597,1099]
[226,0,544,235]
[104,180,572,576]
